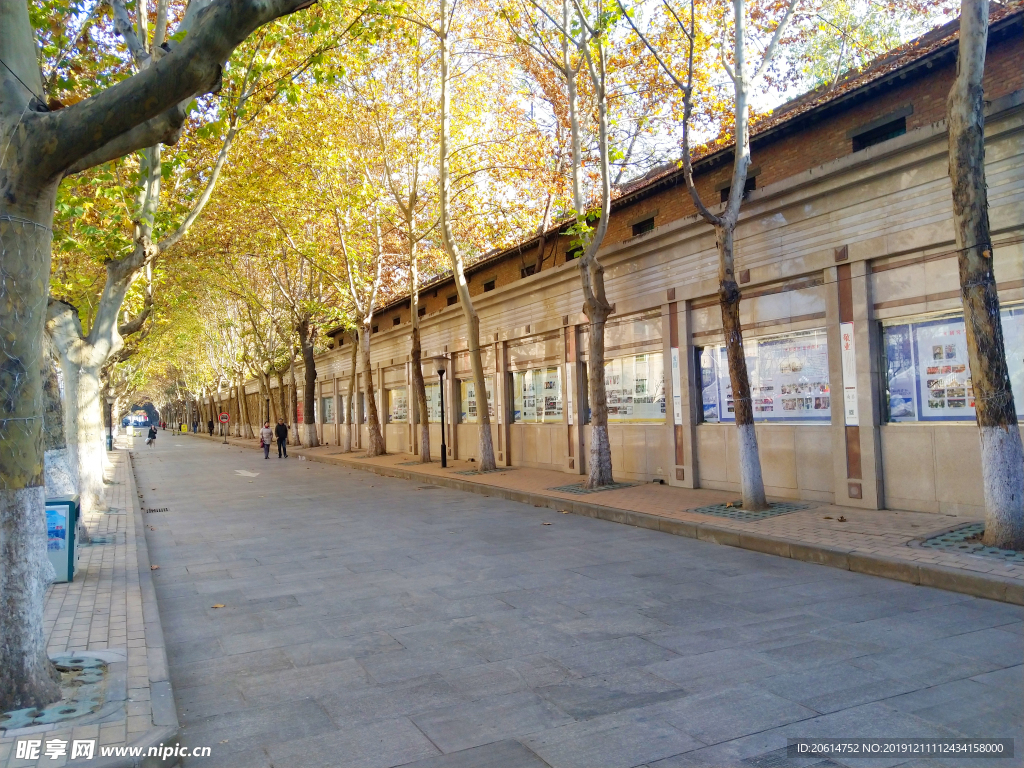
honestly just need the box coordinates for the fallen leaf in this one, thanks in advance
[542,522,552,526]
[725,502,734,508]
[150,565,159,570]
[823,516,833,520]
[211,604,225,609]
[838,516,847,522]
[561,510,569,514]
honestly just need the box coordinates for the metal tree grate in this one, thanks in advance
[687,500,809,521]
[0,655,108,730]
[454,467,514,476]
[918,522,1024,563]
[548,481,637,495]
[145,507,168,513]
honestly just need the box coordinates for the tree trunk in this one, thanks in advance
[237,379,253,438]
[343,332,358,453]
[42,343,77,497]
[584,304,614,486]
[464,311,496,471]
[0,210,63,712]
[276,369,287,430]
[411,324,430,462]
[948,0,1023,549]
[718,226,768,510]
[299,324,319,448]
[289,357,300,445]
[361,323,386,456]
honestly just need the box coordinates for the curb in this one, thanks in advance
[70,450,181,768]
[199,433,1024,607]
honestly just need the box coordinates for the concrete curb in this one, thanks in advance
[199,434,1024,607]
[70,451,181,768]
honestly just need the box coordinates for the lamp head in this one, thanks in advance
[432,354,449,377]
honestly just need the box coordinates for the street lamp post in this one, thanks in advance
[432,355,450,468]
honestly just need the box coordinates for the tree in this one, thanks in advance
[0,0,314,712]
[947,0,1023,549]
[621,0,798,510]
[516,0,618,487]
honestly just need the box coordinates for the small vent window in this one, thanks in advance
[631,218,654,237]
[521,264,537,278]
[372,325,379,334]
[852,117,906,152]
[447,295,458,306]
[483,279,496,292]
[393,316,401,326]
[418,306,426,317]
[566,247,582,262]
[720,176,756,203]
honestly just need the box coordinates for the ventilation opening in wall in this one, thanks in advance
[631,217,654,237]
[393,316,401,326]
[720,176,756,203]
[372,325,379,333]
[447,295,458,306]
[566,247,581,262]
[521,264,536,278]
[852,116,906,152]
[484,279,496,292]
[418,306,426,317]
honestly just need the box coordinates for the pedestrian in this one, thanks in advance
[146,424,157,447]
[207,419,214,436]
[274,418,289,458]
[192,419,198,434]
[260,422,274,460]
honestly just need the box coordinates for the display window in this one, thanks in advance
[882,306,1023,422]
[459,377,494,423]
[388,387,408,423]
[699,328,831,423]
[513,367,563,423]
[605,353,666,423]
[424,382,442,422]
[320,396,335,424]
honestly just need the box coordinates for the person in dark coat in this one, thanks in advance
[146,425,158,446]
[207,419,214,436]
[274,419,289,458]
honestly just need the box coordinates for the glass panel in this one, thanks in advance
[882,305,1024,422]
[454,348,495,374]
[606,352,666,423]
[699,329,831,423]
[580,309,663,358]
[424,383,442,423]
[512,367,563,423]
[459,377,494,423]
[508,332,561,370]
[320,396,335,424]
[388,387,408,423]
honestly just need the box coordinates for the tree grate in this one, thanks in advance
[742,747,844,767]
[145,507,168,513]
[82,535,118,546]
[104,507,126,515]
[687,500,809,521]
[918,522,1024,563]
[548,481,637,494]
[0,655,108,730]
[453,467,514,475]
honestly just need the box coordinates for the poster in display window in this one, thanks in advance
[513,368,562,423]
[604,353,666,423]
[700,329,831,423]
[884,306,1024,422]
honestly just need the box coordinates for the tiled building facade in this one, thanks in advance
[215,10,1024,518]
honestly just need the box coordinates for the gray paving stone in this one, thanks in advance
[522,710,702,768]
[411,690,574,753]
[266,717,440,768]
[134,440,1024,768]
[655,684,818,745]
[394,739,550,768]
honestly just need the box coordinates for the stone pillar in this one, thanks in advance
[666,291,698,488]
[827,256,884,508]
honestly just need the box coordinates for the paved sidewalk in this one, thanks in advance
[0,443,177,768]
[204,433,1024,605]
[138,436,1021,768]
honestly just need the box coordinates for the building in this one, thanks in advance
[215,6,1024,517]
